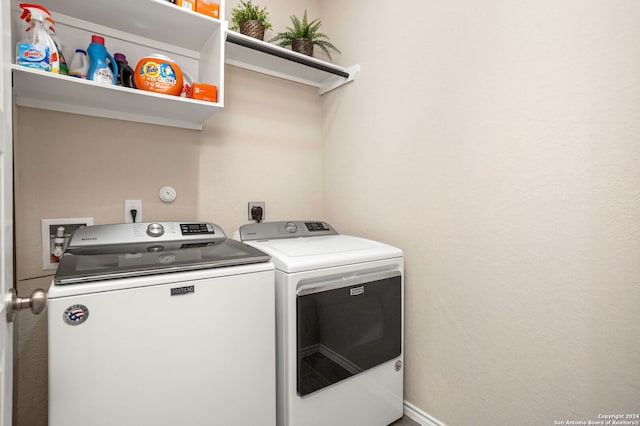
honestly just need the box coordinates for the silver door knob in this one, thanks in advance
[5,288,47,323]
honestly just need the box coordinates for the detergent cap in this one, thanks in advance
[91,35,105,45]
[114,53,128,63]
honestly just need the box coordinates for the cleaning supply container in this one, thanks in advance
[15,4,59,73]
[113,53,136,88]
[87,35,117,85]
[187,83,217,102]
[46,19,68,75]
[69,49,89,78]
[134,54,183,96]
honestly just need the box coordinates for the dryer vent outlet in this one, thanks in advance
[248,202,265,222]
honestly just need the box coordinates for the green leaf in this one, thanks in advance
[267,9,341,60]
[230,0,272,31]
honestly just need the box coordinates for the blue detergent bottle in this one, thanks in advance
[87,35,118,85]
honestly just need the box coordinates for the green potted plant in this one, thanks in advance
[269,10,341,60]
[230,0,272,41]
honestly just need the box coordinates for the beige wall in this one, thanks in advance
[196,66,323,232]
[321,0,640,425]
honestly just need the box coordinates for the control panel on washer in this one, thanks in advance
[180,223,216,235]
[68,222,224,247]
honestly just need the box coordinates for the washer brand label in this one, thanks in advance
[350,286,365,296]
[171,285,195,296]
[63,304,89,326]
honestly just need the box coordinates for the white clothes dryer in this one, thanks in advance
[236,221,404,426]
[48,222,276,426]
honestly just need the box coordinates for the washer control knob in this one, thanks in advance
[146,223,165,238]
[284,222,298,233]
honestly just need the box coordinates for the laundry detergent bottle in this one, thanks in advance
[113,53,136,88]
[87,35,118,85]
[69,49,89,78]
[15,4,59,73]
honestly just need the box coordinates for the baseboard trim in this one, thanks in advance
[403,401,446,426]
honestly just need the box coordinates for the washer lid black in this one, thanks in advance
[54,239,271,285]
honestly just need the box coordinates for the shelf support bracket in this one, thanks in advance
[319,64,360,95]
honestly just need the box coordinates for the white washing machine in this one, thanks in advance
[236,221,404,426]
[48,222,276,426]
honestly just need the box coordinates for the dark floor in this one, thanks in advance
[390,415,421,425]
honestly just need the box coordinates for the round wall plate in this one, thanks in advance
[159,186,177,203]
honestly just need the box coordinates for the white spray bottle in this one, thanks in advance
[23,13,68,75]
[15,4,60,73]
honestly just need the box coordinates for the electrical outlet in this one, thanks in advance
[124,200,143,223]
[248,202,265,221]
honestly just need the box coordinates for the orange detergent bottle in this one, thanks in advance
[134,54,184,96]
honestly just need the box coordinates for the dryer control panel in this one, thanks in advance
[239,221,338,241]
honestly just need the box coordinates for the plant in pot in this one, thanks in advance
[230,0,272,41]
[269,10,341,60]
